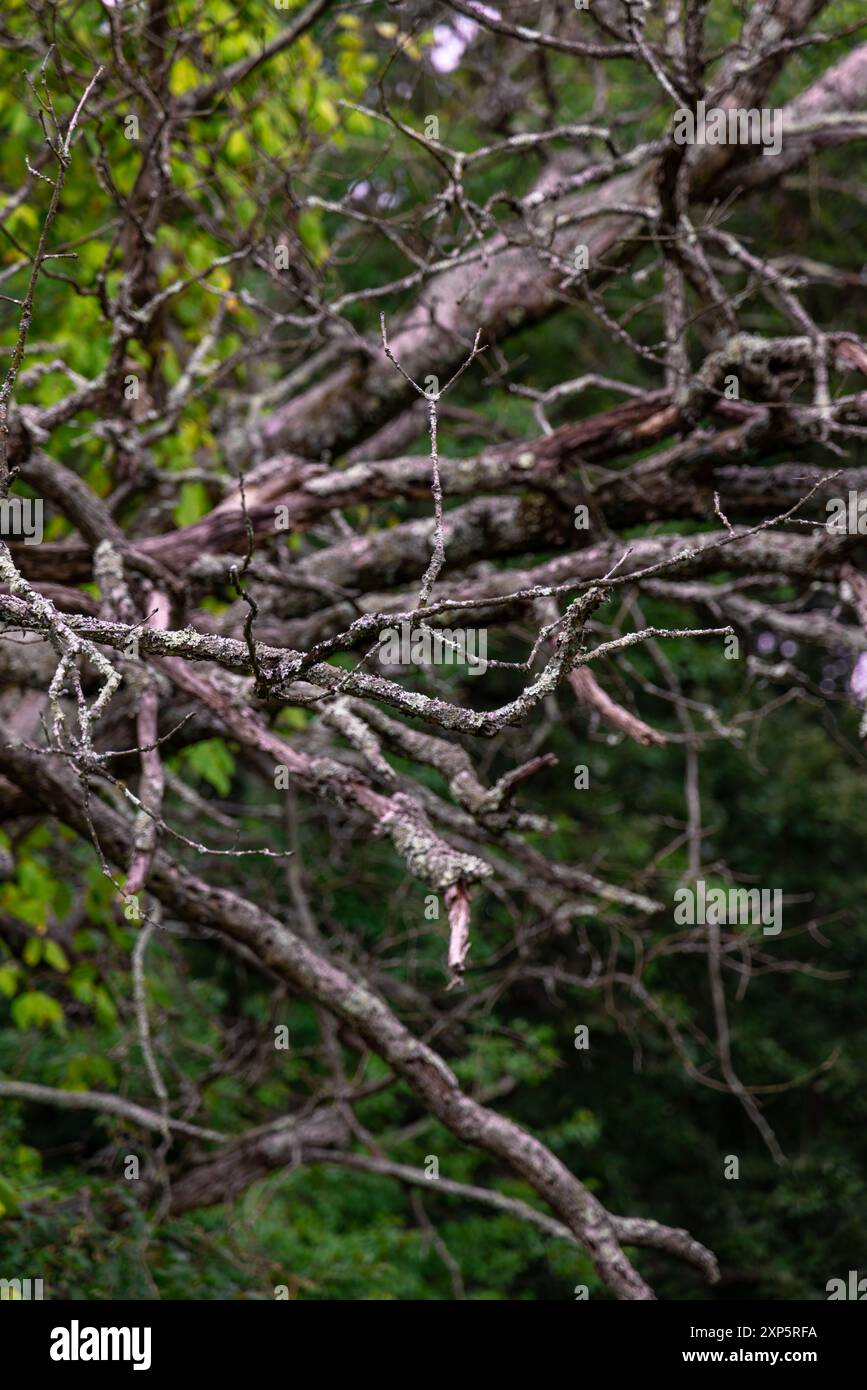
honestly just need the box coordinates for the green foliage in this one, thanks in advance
[0,0,864,1304]
[180,740,237,797]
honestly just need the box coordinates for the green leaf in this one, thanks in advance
[11,990,64,1030]
[0,1175,20,1219]
[297,210,328,265]
[278,707,309,732]
[0,964,20,998]
[22,936,42,966]
[43,940,70,973]
[173,481,211,527]
[93,986,117,1029]
[184,739,236,797]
